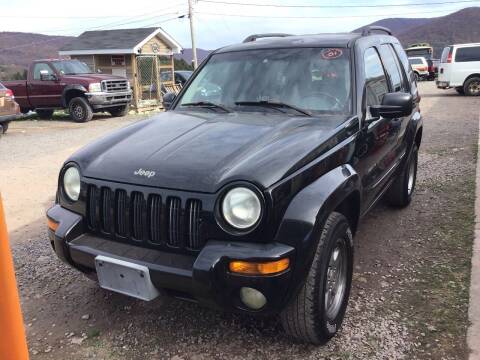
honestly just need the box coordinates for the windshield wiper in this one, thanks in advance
[235,100,312,117]
[181,101,231,113]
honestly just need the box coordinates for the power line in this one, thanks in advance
[199,0,480,8]
[198,7,467,18]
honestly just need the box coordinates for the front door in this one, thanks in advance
[28,63,63,108]
[356,47,402,212]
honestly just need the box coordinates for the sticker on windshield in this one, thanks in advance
[321,48,343,59]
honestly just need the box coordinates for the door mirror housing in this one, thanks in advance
[162,92,176,110]
[370,92,413,119]
[39,70,57,81]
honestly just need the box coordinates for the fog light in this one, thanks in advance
[240,287,266,310]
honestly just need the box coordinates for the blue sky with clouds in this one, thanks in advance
[0,0,477,49]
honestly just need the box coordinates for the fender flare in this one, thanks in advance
[61,85,87,107]
[273,164,361,304]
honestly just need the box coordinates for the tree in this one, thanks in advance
[174,58,193,71]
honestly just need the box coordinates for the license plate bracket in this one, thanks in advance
[95,255,159,301]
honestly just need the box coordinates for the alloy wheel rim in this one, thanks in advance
[469,81,480,95]
[74,105,84,118]
[407,158,415,195]
[324,239,347,321]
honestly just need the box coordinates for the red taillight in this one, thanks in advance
[447,53,452,63]
[5,89,14,99]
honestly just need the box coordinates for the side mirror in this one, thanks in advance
[162,92,176,110]
[39,70,56,81]
[370,92,413,119]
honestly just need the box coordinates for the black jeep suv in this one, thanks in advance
[47,27,422,344]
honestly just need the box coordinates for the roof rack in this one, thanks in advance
[242,33,292,43]
[361,26,392,36]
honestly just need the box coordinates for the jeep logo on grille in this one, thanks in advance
[134,168,156,178]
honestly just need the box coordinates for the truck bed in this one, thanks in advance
[2,81,29,109]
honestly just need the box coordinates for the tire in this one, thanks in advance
[281,212,354,344]
[464,77,480,96]
[455,87,465,95]
[386,144,418,207]
[68,97,93,123]
[0,121,9,134]
[35,109,54,119]
[108,105,129,117]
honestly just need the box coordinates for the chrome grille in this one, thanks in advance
[86,185,204,251]
[101,79,129,93]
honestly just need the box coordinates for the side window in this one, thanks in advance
[455,46,480,62]
[33,63,54,80]
[364,47,389,110]
[392,43,417,94]
[379,44,403,92]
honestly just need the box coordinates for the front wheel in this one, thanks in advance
[281,212,353,344]
[69,97,93,123]
[386,144,418,207]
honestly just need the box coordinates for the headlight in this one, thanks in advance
[63,166,81,201]
[222,187,262,230]
[88,82,102,92]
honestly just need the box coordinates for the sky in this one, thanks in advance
[0,0,478,49]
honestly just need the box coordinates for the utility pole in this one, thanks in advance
[188,0,198,69]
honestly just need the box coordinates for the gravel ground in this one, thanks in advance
[0,82,478,359]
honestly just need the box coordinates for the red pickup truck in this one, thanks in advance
[3,59,132,122]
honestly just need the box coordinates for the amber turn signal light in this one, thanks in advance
[229,258,290,275]
[47,218,59,232]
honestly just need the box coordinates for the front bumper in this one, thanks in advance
[47,205,295,314]
[0,113,21,123]
[85,90,132,109]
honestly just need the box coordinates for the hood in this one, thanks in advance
[70,111,348,193]
[62,74,127,83]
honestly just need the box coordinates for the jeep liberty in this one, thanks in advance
[47,27,422,344]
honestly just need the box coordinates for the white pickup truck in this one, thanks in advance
[437,43,480,96]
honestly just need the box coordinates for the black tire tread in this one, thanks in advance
[464,77,480,96]
[280,212,348,344]
[69,97,93,123]
[35,109,54,119]
[386,145,418,207]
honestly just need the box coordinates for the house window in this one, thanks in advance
[111,55,125,66]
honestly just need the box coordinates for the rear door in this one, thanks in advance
[28,62,63,108]
[452,45,480,86]
[358,46,401,210]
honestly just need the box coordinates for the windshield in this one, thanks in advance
[52,60,92,75]
[177,48,352,115]
[405,48,432,59]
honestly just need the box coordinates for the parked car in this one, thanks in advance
[47,27,422,344]
[160,70,193,94]
[426,58,438,80]
[437,43,480,96]
[3,59,132,122]
[0,82,20,134]
[174,70,192,86]
[409,57,429,80]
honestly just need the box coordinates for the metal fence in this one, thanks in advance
[136,55,161,105]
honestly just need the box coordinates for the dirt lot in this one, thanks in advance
[0,82,478,359]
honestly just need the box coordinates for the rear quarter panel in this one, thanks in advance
[2,81,30,108]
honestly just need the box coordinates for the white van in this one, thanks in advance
[437,43,480,96]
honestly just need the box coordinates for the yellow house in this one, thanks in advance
[59,27,183,110]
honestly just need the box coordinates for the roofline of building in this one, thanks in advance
[59,28,183,56]
[133,28,182,54]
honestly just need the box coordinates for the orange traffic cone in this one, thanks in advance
[0,193,29,360]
